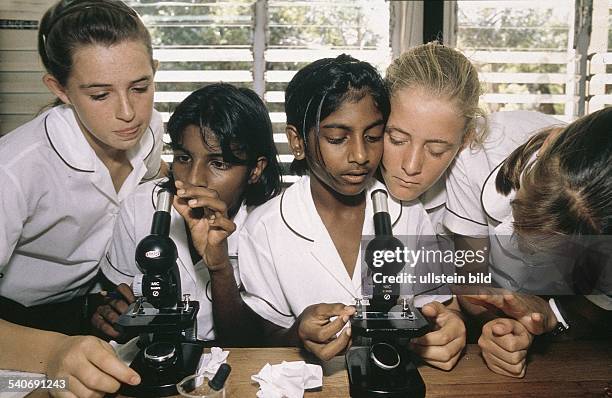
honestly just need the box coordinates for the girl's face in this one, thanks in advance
[172,125,251,217]
[307,93,385,197]
[381,87,466,201]
[52,40,155,154]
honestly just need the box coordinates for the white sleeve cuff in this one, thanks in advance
[548,298,569,329]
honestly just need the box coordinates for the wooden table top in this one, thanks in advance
[221,341,612,398]
[27,341,611,397]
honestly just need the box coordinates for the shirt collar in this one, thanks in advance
[280,175,403,242]
[419,177,447,210]
[45,105,156,172]
[45,106,96,172]
[126,124,156,166]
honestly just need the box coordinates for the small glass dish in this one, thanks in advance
[176,374,226,398]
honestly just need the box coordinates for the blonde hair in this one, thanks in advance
[386,41,486,145]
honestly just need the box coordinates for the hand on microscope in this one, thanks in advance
[297,303,356,361]
[45,334,142,398]
[408,299,466,371]
[174,180,236,271]
[478,317,533,378]
[91,283,136,341]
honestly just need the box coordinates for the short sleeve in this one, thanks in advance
[444,152,489,237]
[0,168,27,270]
[100,194,140,285]
[238,221,295,329]
[143,109,164,181]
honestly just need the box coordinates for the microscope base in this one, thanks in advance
[119,340,205,397]
[346,345,425,398]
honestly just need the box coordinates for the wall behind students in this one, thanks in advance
[0,0,55,135]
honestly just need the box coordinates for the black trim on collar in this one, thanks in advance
[143,126,155,162]
[140,126,158,181]
[392,200,403,228]
[444,203,488,227]
[150,184,157,210]
[45,115,95,173]
[142,160,163,183]
[479,161,506,224]
[150,179,168,210]
[279,189,314,242]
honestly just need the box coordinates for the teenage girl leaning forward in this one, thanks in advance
[0,1,164,396]
[238,55,466,370]
[380,42,610,378]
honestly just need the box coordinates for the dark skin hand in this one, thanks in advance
[298,303,355,361]
[91,283,135,340]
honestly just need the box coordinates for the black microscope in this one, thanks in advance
[345,189,429,398]
[114,189,204,397]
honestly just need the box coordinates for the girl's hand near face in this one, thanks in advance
[173,180,236,271]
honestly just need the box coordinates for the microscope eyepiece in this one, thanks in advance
[156,189,173,213]
[135,187,180,307]
[371,189,389,214]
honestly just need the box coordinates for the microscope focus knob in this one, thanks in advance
[370,342,401,370]
[144,342,177,367]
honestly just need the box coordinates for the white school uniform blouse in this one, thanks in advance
[420,177,449,237]
[0,105,163,306]
[442,110,562,237]
[100,179,246,341]
[441,111,612,308]
[238,175,451,329]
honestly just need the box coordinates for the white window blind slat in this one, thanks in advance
[155,71,253,83]
[153,49,253,62]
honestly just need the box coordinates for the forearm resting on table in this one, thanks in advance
[0,319,65,373]
[210,263,266,345]
[260,317,301,347]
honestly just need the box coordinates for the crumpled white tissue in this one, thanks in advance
[197,347,229,378]
[251,360,322,398]
[110,337,140,365]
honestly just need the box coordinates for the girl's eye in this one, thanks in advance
[388,135,408,145]
[325,137,346,145]
[427,146,448,158]
[132,85,149,93]
[90,93,108,101]
[174,154,191,164]
[211,160,231,170]
[365,134,383,143]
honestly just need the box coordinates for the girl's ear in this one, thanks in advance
[248,156,268,184]
[43,74,71,105]
[286,124,305,160]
